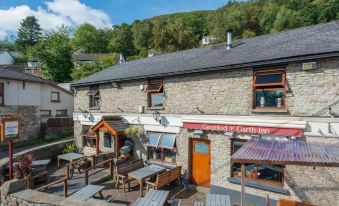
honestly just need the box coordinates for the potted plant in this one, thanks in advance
[124,127,139,138]
[63,142,77,153]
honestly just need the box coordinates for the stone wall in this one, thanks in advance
[0,106,40,141]
[0,180,118,206]
[74,57,339,117]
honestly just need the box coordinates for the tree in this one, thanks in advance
[108,23,136,56]
[32,26,73,82]
[71,23,110,53]
[71,53,118,81]
[132,20,153,53]
[16,16,42,53]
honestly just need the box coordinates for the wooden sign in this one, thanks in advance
[0,118,19,142]
[183,122,303,137]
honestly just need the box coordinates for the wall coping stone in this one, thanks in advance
[0,179,25,195]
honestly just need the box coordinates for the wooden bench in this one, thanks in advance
[69,184,105,200]
[146,166,182,191]
[115,159,144,191]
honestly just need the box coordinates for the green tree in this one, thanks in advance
[108,23,135,56]
[71,53,118,81]
[71,23,110,53]
[132,20,153,53]
[16,16,42,53]
[32,26,73,82]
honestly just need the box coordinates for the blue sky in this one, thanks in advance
[1,0,227,24]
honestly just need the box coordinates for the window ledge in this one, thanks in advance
[89,107,100,110]
[251,108,288,114]
[227,177,290,195]
[147,106,164,111]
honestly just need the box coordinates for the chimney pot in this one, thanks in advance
[226,29,233,50]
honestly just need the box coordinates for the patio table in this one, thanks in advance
[68,184,105,200]
[133,190,169,206]
[206,194,231,206]
[128,164,166,197]
[57,153,85,169]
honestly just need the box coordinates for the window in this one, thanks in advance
[88,86,100,109]
[56,110,67,117]
[40,110,51,117]
[231,139,283,186]
[104,133,112,148]
[145,80,165,108]
[146,132,176,164]
[0,82,4,106]
[51,92,60,102]
[253,70,285,109]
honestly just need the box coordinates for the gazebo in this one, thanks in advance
[231,137,339,206]
[84,116,128,158]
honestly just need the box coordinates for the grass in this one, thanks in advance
[0,130,74,153]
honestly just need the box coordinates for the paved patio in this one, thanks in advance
[37,162,206,205]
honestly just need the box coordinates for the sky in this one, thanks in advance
[0,0,227,38]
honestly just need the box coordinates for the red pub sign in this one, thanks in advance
[183,122,303,137]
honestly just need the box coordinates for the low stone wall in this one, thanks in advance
[0,139,73,169]
[0,180,118,206]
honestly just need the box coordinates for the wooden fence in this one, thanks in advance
[47,118,73,128]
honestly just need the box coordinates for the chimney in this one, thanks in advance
[226,29,233,50]
[119,53,125,64]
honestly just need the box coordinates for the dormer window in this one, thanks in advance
[145,80,164,108]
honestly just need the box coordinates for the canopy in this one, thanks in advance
[231,138,339,167]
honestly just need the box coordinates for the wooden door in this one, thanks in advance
[191,139,211,187]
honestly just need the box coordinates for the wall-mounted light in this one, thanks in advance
[139,85,144,92]
[152,110,161,123]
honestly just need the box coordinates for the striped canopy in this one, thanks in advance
[231,138,339,167]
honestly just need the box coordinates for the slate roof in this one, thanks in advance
[72,53,106,61]
[0,66,50,83]
[72,21,339,87]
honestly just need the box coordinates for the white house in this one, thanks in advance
[0,66,74,140]
[0,49,15,65]
[202,35,217,46]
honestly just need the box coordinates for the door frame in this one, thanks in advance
[190,138,211,187]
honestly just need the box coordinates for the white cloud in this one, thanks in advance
[0,0,112,38]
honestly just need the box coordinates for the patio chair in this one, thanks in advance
[70,158,91,177]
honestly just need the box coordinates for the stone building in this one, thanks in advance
[71,21,339,205]
[0,66,74,141]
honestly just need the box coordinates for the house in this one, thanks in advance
[0,66,74,141]
[71,21,339,206]
[0,49,15,65]
[202,35,217,46]
[72,53,106,65]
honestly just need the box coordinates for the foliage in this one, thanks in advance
[30,26,74,82]
[71,23,110,53]
[63,142,77,154]
[14,153,33,180]
[16,16,42,53]
[108,23,136,56]
[124,127,139,137]
[0,36,15,51]
[71,53,119,81]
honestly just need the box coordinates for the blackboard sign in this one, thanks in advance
[104,133,112,148]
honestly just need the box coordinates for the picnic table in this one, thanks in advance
[133,190,169,206]
[206,194,231,206]
[57,153,85,168]
[69,184,105,200]
[128,164,166,197]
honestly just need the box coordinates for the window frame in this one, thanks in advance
[230,138,284,187]
[145,80,165,108]
[253,69,286,109]
[88,85,101,109]
[51,91,60,102]
[146,132,177,164]
[40,110,52,117]
[55,109,68,117]
[0,82,4,106]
